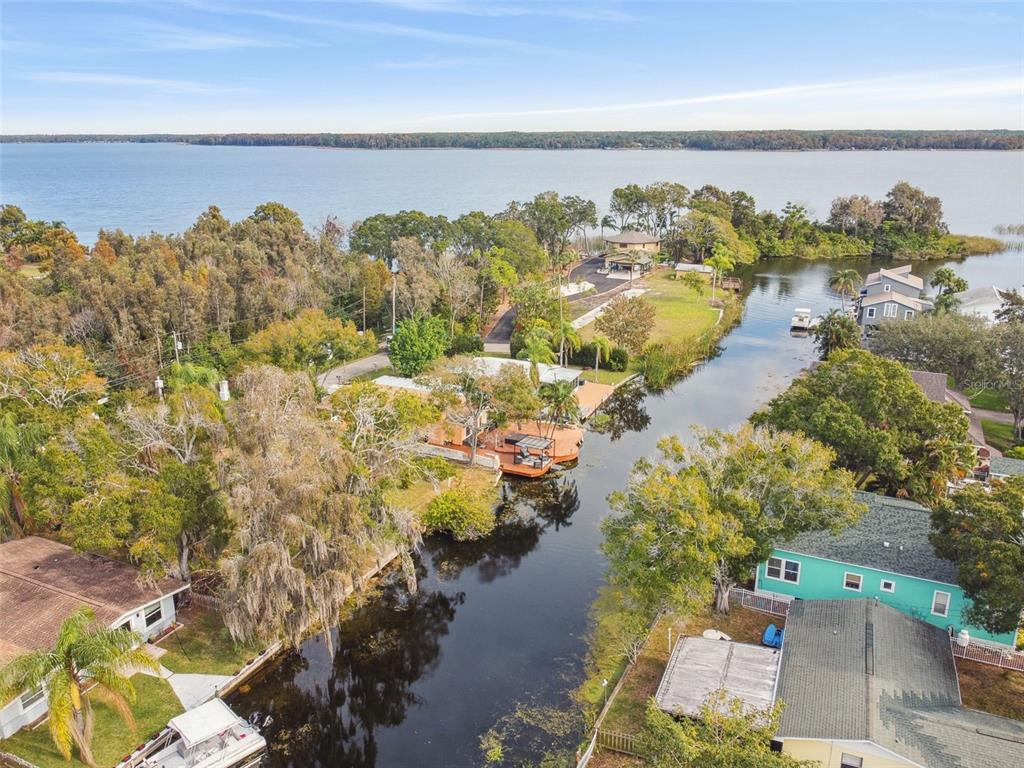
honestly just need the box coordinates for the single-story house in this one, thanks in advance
[908,370,968,411]
[954,285,1009,324]
[754,491,1017,646]
[774,599,1024,768]
[466,356,581,387]
[0,537,188,738]
[603,251,653,276]
[654,636,781,718]
[603,230,660,253]
[674,262,713,274]
[989,455,1024,480]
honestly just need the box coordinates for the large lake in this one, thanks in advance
[2,144,1023,240]
[3,145,1023,766]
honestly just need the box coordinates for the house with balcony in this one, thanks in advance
[753,492,1017,647]
[856,265,931,330]
[0,536,188,738]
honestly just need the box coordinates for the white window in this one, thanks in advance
[883,303,898,318]
[932,590,951,617]
[904,310,915,319]
[144,601,163,628]
[841,755,863,768]
[866,307,876,319]
[20,686,45,711]
[843,572,863,592]
[883,283,892,292]
[880,579,896,593]
[766,557,800,584]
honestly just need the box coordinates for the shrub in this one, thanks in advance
[607,346,630,372]
[390,313,449,376]
[447,332,484,357]
[1005,445,1024,460]
[567,342,629,371]
[423,489,496,541]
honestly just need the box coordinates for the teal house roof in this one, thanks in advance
[776,599,1024,768]
[780,491,956,583]
[990,456,1024,477]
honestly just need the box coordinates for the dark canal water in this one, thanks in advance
[227,247,1023,768]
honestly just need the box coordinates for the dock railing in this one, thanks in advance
[951,636,1024,672]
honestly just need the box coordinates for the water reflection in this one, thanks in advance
[588,383,651,440]
[234,570,462,768]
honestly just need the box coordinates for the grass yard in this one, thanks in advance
[579,368,634,386]
[956,659,1024,721]
[641,271,721,345]
[0,674,182,768]
[981,419,1021,453]
[386,465,499,518]
[158,606,255,676]
[968,389,1010,412]
[15,263,48,279]
[600,606,781,736]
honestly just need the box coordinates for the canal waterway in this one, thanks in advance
[228,247,1023,768]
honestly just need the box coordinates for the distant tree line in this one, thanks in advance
[3,129,1022,150]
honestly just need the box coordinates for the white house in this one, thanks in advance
[0,537,188,738]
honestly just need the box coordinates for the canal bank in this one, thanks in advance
[228,249,1023,768]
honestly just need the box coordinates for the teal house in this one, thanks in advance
[754,492,1017,647]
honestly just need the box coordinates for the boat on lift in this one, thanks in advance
[118,698,269,768]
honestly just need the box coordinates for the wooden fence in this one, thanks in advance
[730,587,792,617]
[951,637,1024,672]
[596,729,640,756]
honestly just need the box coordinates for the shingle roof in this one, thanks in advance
[0,537,186,665]
[776,599,1024,768]
[909,369,949,404]
[989,456,1024,478]
[603,229,659,244]
[860,292,926,310]
[779,492,957,584]
[865,266,925,291]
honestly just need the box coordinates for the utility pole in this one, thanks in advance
[172,330,181,364]
[362,286,366,333]
[390,257,400,338]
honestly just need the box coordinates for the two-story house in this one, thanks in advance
[856,265,931,330]
[753,491,1017,647]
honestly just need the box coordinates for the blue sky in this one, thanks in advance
[1,1,1022,133]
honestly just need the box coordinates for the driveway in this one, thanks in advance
[568,255,629,298]
[485,306,517,343]
[317,352,390,392]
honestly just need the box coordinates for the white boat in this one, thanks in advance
[790,307,820,330]
[121,699,268,768]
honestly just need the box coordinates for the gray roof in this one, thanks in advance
[603,229,659,244]
[776,599,1024,768]
[910,369,949,404]
[990,456,1024,478]
[779,492,957,584]
[654,637,781,718]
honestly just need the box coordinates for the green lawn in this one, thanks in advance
[969,389,1010,413]
[642,271,721,344]
[0,675,182,768]
[386,466,499,518]
[981,419,1022,453]
[158,608,255,676]
[579,368,634,386]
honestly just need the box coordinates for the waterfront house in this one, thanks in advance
[774,599,1024,768]
[754,491,1017,646]
[856,265,931,329]
[988,455,1024,480]
[0,537,188,738]
[953,285,1009,324]
[602,230,659,277]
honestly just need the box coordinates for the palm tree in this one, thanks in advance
[809,309,860,359]
[537,380,582,438]
[590,335,612,374]
[0,607,158,766]
[0,413,43,539]
[551,319,582,367]
[600,214,617,240]
[828,268,862,312]
[705,246,735,303]
[516,325,557,386]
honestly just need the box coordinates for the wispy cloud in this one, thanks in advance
[375,55,466,69]
[366,0,637,22]
[135,22,313,51]
[396,65,1024,125]
[27,71,251,95]
[213,6,559,53]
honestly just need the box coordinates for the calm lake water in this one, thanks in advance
[3,144,1023,766]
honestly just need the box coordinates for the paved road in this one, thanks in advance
[317,352,391,391]
[485,306,517,343]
